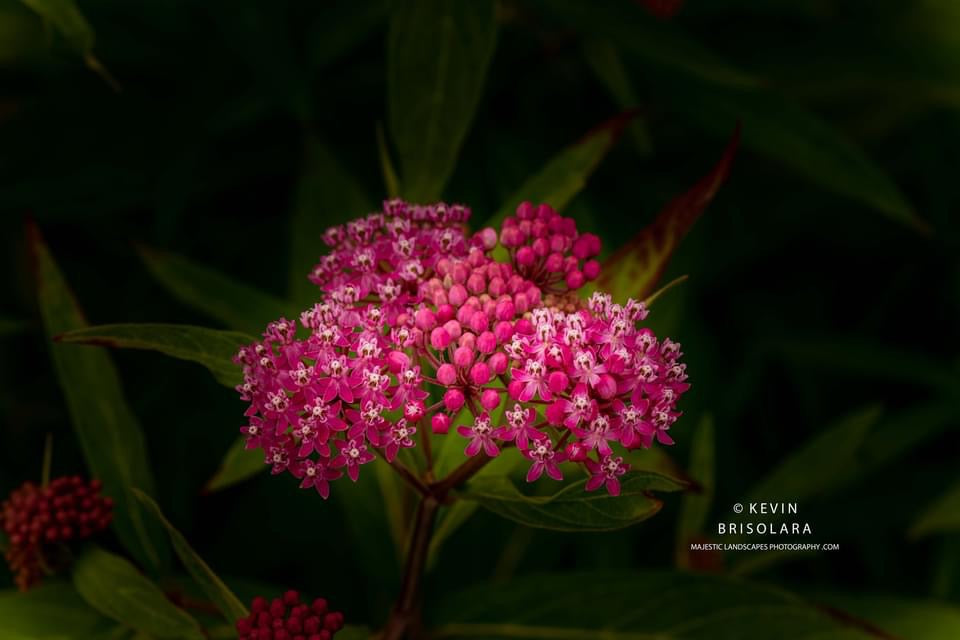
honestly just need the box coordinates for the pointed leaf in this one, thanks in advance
[433,571,879,639]
[139,246,296,335]
[57,324,252,388]
[0,315,26,337]
[657,76,922,228]
[599,126,739,302]
[813,592,960,640]
[747,406,882,505]
[583,41,653,156]
[0,582,122,639]
[486,113,634,235]
[133,490,249,623]
[72,546,204,640]
[18,0,118,90]
[30,223,167,572]
[675,414,714,567]
[910,479,960,538]
[523,0,760,88]
[288,136,373,306]
[460,471,683,532]
[205,437,265,493]
[387,0,497,200]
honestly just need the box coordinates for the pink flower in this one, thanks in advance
[294,457,342,498]
[585,455,629,496]
[457,413,500,457]
[332,439,375,482]
[492,403,545,449]
[384,419,416,462]
[509,359,551,402]
[522,440,566,482]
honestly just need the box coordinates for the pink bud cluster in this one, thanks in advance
[498,201,602,294]
[236,590,344,640]
[235,199,689,498]
[1,476,113,590]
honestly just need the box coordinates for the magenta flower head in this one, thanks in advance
[235,199,689,499]
[1,476,113,590]
[236,590,344,640]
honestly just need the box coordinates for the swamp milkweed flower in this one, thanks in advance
[235,199,688,498]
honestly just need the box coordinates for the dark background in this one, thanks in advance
[1,0,959,633]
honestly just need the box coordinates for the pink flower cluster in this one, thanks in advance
[235,199,688,498]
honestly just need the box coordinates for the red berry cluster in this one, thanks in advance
[236,590,345,640]
[1,476,113,589]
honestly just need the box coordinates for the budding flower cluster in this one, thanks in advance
[235,199,689,499]
[236,590,344,640]
[1,476,113,590]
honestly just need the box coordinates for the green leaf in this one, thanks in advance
[18,0,118,90]
[812,592,960,640]
[0,315,27,337]
[675,414,715,568]
[486,115,632,237]
[133,490,249,623]
[337,626,373,640]
[204,437,264,493]
[30,223,168,572]
[432,571,877,639]
[909,479,960,538]
[598,126,739,302]
[387,0,497,200]
[460,471,683,532]
[522,0,760,88]
[583,41,653,156]
[308,0,388,70]
[747,405,883,505]
[57,324,252,388]
[766,335,960,395]
[0,582,123,639]
[72,547,204,640]
[288,135,373,306]
[377,122,401,198]
[656,75,922,229]
[525,0,923,228]
[139,246,297,335]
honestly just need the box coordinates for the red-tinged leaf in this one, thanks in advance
[638,0,684,20]
[598,124,740,302]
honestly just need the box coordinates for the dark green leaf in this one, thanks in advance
[812,592,960,640]
[0,582,123,639]
[909,479,960,538]
[72,547,204,639]
[18,0,118,90]
[30,223,168,572]
[288,136,373,306]
[598,126,739,302]
[0,315,27,337]
[133,490,249,623]
[656,75,922,228]
[139,246,297,335]
[432,571,876,639]
[675,414,714,567]
[308,0,388,70]
[387,0,497,200]
[486,115,631,237]
[766,335,960,395]
[57,324,252,388]
[205,437,265,493]
[460,472,683,532]
[523,0,759,88]
[377,122,401,198]
[747,406,882,504]
[583,41,653,156]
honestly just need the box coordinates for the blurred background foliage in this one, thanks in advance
[1,0,960,637]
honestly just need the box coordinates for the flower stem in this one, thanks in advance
[381,496,439,640]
